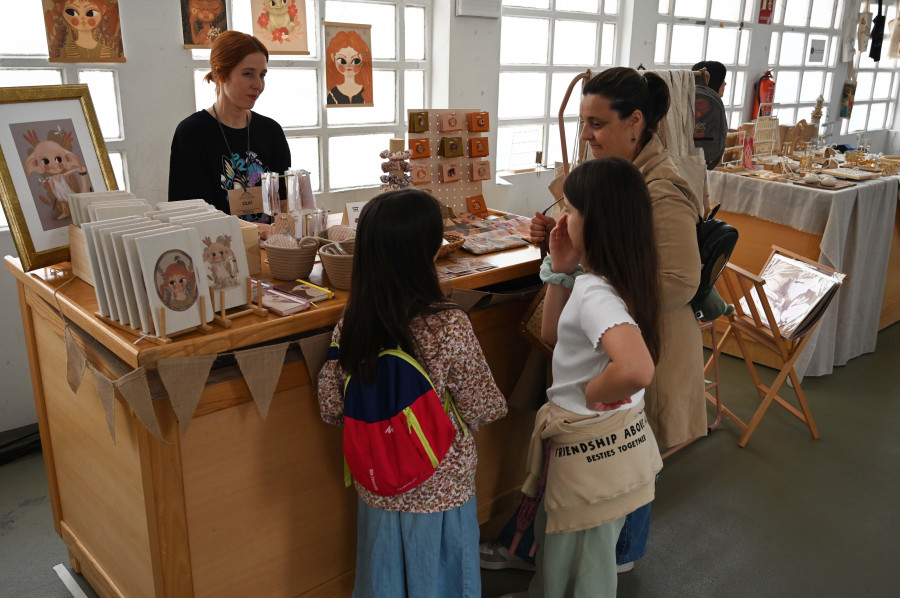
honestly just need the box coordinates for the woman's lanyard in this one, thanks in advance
[212,104,250,168]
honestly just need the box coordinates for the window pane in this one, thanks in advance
[498,72,547,118]
[774,106,796,124]
[772,70,800,104]
[809,0,834,28]
[256,68,319,128]
[78,70,121,139]
[799,70,824,102]
[707,28,738,64]
[710,0,741,21]
[405,70,425,111]
[550,72,583,118]
[547,120,578,165]
[500,17,550,65]
[855,71,874,101]
[738,29,750,64]
[773,0,784,24]
[805,35,828,64]
[0,69,62,87]
[497,124,544,171]
[327,70,396,125]
[658,0,670,13]
[600,23,616,65]
[769,32,779,64]
[833,0,844,29]
[655,23,668,63]
[556,0,599,12]
[868,103,887,130]
[326,1,396,60]
[553,21,597,65]
[194,69,217,112]
[733,71,745,106]
[729,111,742,129]
[873,72,892,98]
[847,103,868,133]
[328,133,393,189]
[670,25,704,64]
[405,6,425,61]
[722,71,735,105]
[784,0,810,26]
[502,0,550,7]
[108,152,127,192]
[0,0,47,55]
[673,0,708,19]
[287,137,321,192]
[779,32,806,66]
[829,35,839,66]
[824,72,833,101]
[604,0,619,14]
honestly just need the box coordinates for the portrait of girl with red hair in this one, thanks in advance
[43,0,125,62]
[324,23,373,107]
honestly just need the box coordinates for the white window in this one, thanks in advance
[497,1,620,172]
[843,1,899,134]
[195,0,430,193]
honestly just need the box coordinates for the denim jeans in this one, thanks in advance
[615,502,652,564]
[353,495,481,598]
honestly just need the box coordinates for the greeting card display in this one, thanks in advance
[409,138,431,159]
[469,137,489,158]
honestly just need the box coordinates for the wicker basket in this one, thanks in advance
[315,224,356,247]
[266,236,319,280]
[318,239,356,290]
[437,232,466,259]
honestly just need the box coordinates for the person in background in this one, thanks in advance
[691,60,729,170]
[168,30,290,240]
[488,67,705,584]
[317,189,507,598]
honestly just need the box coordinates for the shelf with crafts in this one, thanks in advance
[4,226,539,597]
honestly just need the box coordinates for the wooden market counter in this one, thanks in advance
[5,244,541,598]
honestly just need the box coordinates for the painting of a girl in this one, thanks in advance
[43,0,125,63]
[324,22,373,107]
[155,252,199,312]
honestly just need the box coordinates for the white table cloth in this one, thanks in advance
[708,170,899,378]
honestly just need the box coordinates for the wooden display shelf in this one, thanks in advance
[5,242,541,598]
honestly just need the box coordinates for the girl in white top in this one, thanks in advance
[529,156,662,598]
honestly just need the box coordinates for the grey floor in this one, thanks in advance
[2,324,898,598]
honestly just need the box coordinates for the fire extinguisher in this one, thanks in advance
[752,69,776,119]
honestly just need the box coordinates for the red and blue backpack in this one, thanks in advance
[327,342,466,496]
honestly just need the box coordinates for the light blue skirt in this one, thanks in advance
[353,495,481,598]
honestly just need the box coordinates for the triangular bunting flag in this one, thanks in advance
[450,287,488,312]
[66,327,87,394]
[234,343,289,420]
[116,367,167,444]
[157,354,217,436]
[299,331,334,393]
[89,364,116,442]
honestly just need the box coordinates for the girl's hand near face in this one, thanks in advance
[530,212,556,244]
[548,213,582,274]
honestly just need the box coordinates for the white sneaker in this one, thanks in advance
[616,561,635,573]
[479,541,537,571]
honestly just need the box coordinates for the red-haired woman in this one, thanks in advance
[168,31,290,239]
[325,30,373,105]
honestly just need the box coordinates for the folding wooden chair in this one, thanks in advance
[714,246,847,447]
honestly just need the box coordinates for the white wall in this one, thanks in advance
[0,235,35,431]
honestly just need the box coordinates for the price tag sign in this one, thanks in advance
[228,186,263,216]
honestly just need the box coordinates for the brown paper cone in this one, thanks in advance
[299,331,334,393]
[157,354,217,436]
[116,367,166,443]
[234,343,289,420]
[66,327,87,394]
[89,364,116,442]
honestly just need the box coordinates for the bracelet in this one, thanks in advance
[539,254,584,289]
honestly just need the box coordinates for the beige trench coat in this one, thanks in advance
[632,135,706,447]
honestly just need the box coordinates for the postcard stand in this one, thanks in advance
[210,278,268,328]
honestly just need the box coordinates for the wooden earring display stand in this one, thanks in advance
[211,278,268,328]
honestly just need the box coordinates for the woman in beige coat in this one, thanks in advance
[528,66,705,577]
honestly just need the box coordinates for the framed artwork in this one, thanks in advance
[323,22,374,107]
[180,0,228,48]
[0,85,117,272]
[252,0,309,55]
[42,0,126,63]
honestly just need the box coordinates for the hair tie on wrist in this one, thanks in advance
[539,254,584,289]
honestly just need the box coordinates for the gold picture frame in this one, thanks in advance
[0,84,116,272]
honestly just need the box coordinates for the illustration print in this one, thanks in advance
[154,250,199,312]
[202,234,240,289]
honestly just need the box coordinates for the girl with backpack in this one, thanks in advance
[521,157,664,598]
[317,188,507,598]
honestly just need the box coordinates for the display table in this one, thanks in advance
[5,243,541,598]
[707,170,900,378]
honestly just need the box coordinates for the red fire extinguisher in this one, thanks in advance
[752,69,776,119]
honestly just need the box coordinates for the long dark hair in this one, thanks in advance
[583,67,670,152]
[339,188,454,383]
[563,158,661,363]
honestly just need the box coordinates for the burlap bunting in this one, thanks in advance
[234,343,290,419]
[65,327,86,394]
[116,367,167,443]
[156,354,218,436]
[298,331,334,393]
[89,364,116,442]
